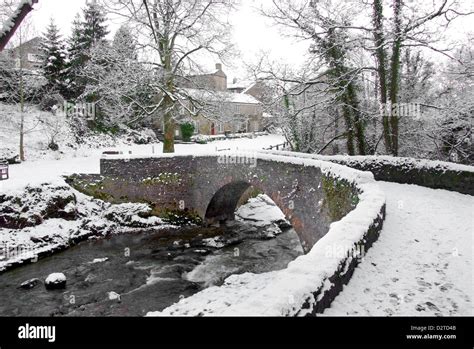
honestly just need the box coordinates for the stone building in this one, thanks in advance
[2,37,43,70]
[163,63,265,138]
[179,87,263,136]
[184,63,228,92]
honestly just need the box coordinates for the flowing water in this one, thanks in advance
[0,221,303,316]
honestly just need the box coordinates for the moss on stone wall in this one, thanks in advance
[66,174,202,226]
[142,173,182,186]
[66,175,113,202]
[152,207,203,226]
[237,186,263,207]
[322,175,359,222]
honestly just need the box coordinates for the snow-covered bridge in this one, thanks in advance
[69,150,472,316]
[96,152,386,254]
[148,152,472,316]
[65,151,386,314]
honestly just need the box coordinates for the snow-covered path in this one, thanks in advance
[324,182,473,316]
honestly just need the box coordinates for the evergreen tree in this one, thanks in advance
[68,14,84,72]
[40,18,68,95]
[80,1,109,50]
[113,25,137,61]
[65,2,109,100]
[64,13,85,99]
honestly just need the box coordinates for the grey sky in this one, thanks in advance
[13,0,474,80]
[26,0,309,82]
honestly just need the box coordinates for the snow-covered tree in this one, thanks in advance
[66,2,109,100]
[79,26,156,127]
[80,0,109,50]
[260,0,368,155]
[257,0,472,160]
[0,0,38,51]
[0,16,46,161]
[103,0,235,153]
[112,24,136,61]
[435,45,473,164]
[40,18,68,94]
[64,13,84,99]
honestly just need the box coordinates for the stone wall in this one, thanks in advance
[99,154,363,253]
[260,151,474,195]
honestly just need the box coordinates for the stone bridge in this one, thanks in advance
[95,153,370,253]
[69,151,387,315]
[68,151,472,315]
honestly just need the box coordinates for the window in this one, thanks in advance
[193,121,200,134]
[28,53,42,63]
[252,121,260,132]
[233,104,241,115]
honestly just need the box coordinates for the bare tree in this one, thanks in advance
[370,0,473,155]
[0,17,45,161]
[102,0,235,153]
[258,0,473,158]
[0,0,38,51]
[259,0,369,155]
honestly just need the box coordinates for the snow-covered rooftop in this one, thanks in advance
[182,88,261,105]
[228,80,253,90]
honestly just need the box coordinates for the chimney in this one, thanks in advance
[216,63,222,71]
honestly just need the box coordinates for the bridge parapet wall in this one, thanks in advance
[260,151,474,195]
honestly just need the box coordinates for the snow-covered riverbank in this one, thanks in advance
[0,135,286,272]
[0,183,174,272]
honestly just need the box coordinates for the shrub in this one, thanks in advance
[180,122,195,142]
[39,93,65,112]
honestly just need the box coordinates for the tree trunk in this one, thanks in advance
[163,95,175,153]
[372,0,392,154]
[161,42,176,153]
[19,28,25,162]
[346,82,366,155]
[341,103,355,155]
[19,117,25,161]
[388,0,403,156]
[0,0,38,52]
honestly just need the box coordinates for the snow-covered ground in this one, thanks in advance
[324,182,473,316]
[1,116,472,316]
[1,134,285,193]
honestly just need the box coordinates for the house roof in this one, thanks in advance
[228,80,252,90]
[8,36,42,51]
[182,88,261,105]
[187,64,227,79]
[242,82,258,94]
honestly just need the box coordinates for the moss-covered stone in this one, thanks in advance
[322,175,359,222]
[67,174,203,226]
[154,208,203,226]
[142,173,182,186]
[66,175,113,202]
[237,186,264,207]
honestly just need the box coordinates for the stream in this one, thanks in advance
[0,220,303,316]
